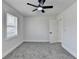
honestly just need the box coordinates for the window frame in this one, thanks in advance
[6,13,18,40]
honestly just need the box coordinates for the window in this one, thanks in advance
[7,13,18,39]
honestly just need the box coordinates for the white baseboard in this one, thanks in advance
[49,40,61,43]
[24,40,49,42]
[2,41,23,58]
[62,44,77,58]
[24,40,61,44]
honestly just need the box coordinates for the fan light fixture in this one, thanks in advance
[27,0,53,13]
[37,7,43,10]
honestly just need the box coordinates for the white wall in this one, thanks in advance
[2,1,24,57]
[57,2,77,57]
[23,16,59,43]
[24,16,49,42]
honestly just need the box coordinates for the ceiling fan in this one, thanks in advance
[27,0,53,13]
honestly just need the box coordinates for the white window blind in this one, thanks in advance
[7,13,18,39]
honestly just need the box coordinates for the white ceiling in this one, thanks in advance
[3,0,76,16]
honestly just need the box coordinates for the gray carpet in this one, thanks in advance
[3,42,76,59]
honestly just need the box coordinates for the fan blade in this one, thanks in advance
[42,6,53,9]
[41,10,45,13]
[27,3,38,7]
[32,9,37,12]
